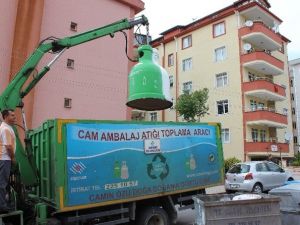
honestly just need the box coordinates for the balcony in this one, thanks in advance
[241,51,284,75]
[243,79,286,101]
[245,141,289,153]
[238,2,281,28]
[240,22,282,51]
[244,109,287,128]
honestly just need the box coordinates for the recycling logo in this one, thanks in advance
[208,153,216,163]
[147,154,169,180]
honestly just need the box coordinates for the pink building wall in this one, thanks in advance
[0,0,18,92]
[0,0,144,128]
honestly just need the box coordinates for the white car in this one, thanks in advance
[225,161,294,193]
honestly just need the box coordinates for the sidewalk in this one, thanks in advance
[284,166,300,180]
[206,185,225,194]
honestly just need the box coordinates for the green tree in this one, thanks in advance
[175,88,209,122]
[224,157,241,173]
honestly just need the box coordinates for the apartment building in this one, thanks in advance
[0,0,144,128]
[289,58,300,153]
[139,0,294,162]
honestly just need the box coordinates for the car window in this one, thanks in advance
[256,163,268,172]
[228,164,250,173]
[267,162,282,172]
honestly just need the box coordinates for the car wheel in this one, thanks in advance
[252,183,263,193]
[288,177,294,181]
[226,189,235,194]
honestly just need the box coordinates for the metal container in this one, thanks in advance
[193,194,281,225]
[269,183,300,225]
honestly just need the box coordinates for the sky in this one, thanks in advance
[137,0,300,60]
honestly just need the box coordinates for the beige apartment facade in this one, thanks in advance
[135,0,294,162]
[289,59,300,154]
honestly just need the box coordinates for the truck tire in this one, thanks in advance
[137,206,169,225]
[46,218,61,225]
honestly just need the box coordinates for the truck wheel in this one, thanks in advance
[137,207,169,225]
[46,218,61,225]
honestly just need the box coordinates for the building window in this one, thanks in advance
[294,136,298,144]
[168,54,174,67]
[279,42,285,53]
[290,79,294,87]
[67,59,75,69]
[248,72,257,82]
[260,130,266,142]
[292,108,296,115]
[213,22,225,37]
[64,98,72,108]
[283,108,288,115]
[182,35,192,49]
[257,102,265,110]
[170,98,174,110]
[221,128,230,143]
[183,81,192,94]
[250,100,257,111]
[70,22,78,31]
[214,46,226,62]
[251,129,258,142]
[293,122,297,129]
[169,75,174,87]
[216,72,228,87]
[182,58,192,71]
[150,112,157,121]
[217,100,229,115]
[291,93,295,101]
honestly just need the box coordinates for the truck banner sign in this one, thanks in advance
[66,123,222,206]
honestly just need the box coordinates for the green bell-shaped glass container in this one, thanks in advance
[127,45,173,111]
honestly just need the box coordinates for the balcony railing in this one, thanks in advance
[241,51,284,75]
[244,109,288,128]
[240,21,282,51]
[245,141,289,153]
[243,79,286,101]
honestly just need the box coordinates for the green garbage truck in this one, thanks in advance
[0,15,224,225]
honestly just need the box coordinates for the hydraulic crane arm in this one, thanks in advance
[0,15,148,186]
[0,16,148,111]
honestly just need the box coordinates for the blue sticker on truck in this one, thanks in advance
[66,123,222,206]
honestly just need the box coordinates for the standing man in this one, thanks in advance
[0,109,16,213]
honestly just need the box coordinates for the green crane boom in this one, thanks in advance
[0,16,148,186]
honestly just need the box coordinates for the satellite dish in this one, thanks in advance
[245,20,254,27]
[243,43,252,51]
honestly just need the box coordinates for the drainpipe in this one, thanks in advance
[161,42,166,122]
[235,10,241,28]
[174,36,179,122]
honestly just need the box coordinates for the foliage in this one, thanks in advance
[292,152,300,166]
[175,88,209,122]
[292,161,300,166]
[224,157,241,172]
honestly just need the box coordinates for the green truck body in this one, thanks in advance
[29,119,224,213]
